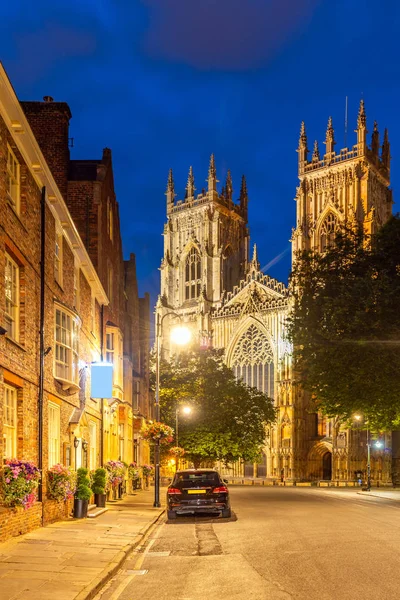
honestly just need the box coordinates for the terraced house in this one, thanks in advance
[0,64,151,542]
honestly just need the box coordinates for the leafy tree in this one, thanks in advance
[288,216,400,430]
[156,348,276,467]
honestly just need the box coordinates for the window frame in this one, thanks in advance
[3,384,17,459]
[6,144,20,213]
[54,305,80,389]
[184,247,201,301]
[4,253,20,342]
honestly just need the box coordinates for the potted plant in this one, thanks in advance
[47,464,77,502]
[91,468,107,508]
[73,468,92,518]
[104,461,126,500]
[128,462,140,491]
[141,464,154,489]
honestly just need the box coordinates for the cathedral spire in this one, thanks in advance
[297,121,308,175]
[208,153,217,195]
[240,174,248,219]
[186,166,195,199]
[249,243,260,272]
[371,121,380,157]
[225,169,233,202]
[165,168,175,215]
[356,99,367,154]
[381,128,390,171]
[324,116,335,156]
[312,140,320,162]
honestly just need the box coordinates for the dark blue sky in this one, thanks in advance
[1,1,400,306]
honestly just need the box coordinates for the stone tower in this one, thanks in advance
[159,156,250,353]
[292,100,392,259]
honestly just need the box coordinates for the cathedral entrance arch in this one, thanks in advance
[307,442,333,481]
[322,452,332,480]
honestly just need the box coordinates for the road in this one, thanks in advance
[95,486,400,600]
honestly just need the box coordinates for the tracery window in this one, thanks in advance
[185,248,201,300]
[231,324,275,397]
[320,213,338,251]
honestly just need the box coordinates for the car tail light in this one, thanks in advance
[167,487,182,495]
[212,486,228,494]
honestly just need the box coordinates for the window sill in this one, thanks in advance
[54,376,80,392]
[5,336,26,352]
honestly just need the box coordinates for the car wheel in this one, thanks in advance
[221,508,231,518]
[167,510,177,520]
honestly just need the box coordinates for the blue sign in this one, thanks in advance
[91,362,113,399]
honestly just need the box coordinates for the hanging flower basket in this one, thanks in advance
[47,464,77,502]
[141,465,154,477]
[141,421,174,444]
[128,462,140,479]
[170,446,185,458]
[1,459,40,510]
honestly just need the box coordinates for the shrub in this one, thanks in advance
[91,468,107,495]
[47,465,77,502]
[1,459,40,510]
[75,468,92,501]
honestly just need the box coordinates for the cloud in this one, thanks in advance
[10,22,97,84]
[141,0,319,70]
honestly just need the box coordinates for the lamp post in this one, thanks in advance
[175,406,192,470]
[354,414,382,491]
[154,312,191,507]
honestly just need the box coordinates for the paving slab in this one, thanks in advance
[0,489,165,600]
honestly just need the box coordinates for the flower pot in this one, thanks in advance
[73,498,88,519]
[94,493,106,508]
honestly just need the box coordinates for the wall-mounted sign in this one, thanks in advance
[91,362,113,399]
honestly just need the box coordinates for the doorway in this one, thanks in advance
[322,452,332,480]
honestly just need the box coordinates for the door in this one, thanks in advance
[322,452,332,480]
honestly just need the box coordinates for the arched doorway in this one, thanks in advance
[322,452,332,480]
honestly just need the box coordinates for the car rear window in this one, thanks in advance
[174,472,220,487]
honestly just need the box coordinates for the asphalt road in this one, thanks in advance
[95,487,400,600]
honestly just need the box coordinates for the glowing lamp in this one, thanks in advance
[170,325,191,346]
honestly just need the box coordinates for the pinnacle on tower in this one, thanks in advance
[239,174,248,218]
[250,243,260,271]
[357,99,366,129]
[382,128,390,170]
[324,116,335,154]
[165,168,175,214]
[297,122,309,174]
[207,153,217,194]
[226,169,233,201]
[166,168,174,193]
[186,166,195,199]
[298,121,307,148]
[371,121,380,156]
[312,140,320,162]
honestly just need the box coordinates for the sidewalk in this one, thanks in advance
[0,489,165,600]
[357,488,400,501]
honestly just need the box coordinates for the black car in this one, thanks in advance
[166,469,231,519]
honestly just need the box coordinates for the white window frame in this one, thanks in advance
[3,384,17,459]
[54,231,63,286]
[89,420,97,470]
[48,402,60,467]
[106,326,123,394]
[54,305,80,388]
[4,253,20,341]
[6,145,20,213]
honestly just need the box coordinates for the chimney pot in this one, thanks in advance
[43,96,54,103]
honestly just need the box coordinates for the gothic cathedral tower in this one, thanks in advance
[292,100,392,258]
[158,156,250,353]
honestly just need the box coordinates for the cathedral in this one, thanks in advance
[156,101,393,483]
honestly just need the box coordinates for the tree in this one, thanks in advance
[156,348,276,467]
[288,216,400,430]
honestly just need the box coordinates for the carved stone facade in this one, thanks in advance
[158,102,393,483]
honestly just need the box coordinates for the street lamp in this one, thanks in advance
[154,311,191,507]
[175,405,192,470]
[354,414,382,491]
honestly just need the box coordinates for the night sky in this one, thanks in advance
[1,1,400,308]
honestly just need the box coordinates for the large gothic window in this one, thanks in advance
[231,324,275,397]
[320,213,338,251]
[185,248,201,300]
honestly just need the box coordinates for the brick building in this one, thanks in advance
[0,63,151,541]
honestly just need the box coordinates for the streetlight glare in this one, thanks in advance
[182,406,192,415]
[170,325,191,346]
[354,414,362,421]
[375,440,383,448]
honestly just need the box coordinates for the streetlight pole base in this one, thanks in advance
[153,501,161,508]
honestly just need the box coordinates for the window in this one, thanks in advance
[133,381,140,411]
[231,324,275,397]
[54,306,80,386]
[3,385,17,458]
[48,402,60,467]
[4,253,19,341]
[106,331,114,364]
[320,213,338,251]
[184,248,201,300]
[6,145,20,212]
[54,232,63,286]
[74,267,80,312]
[89,421,97,470]
[106,326,123,395]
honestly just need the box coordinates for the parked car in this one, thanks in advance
[166,469,231,519]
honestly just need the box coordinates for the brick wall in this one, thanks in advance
[0,503,42,543]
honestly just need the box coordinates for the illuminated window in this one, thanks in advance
[106,326,123,396]
[48,402,60,467]
[6,145,20,212]
[54,306,80,386]
[4,253,19,341]
[54,232,63,286]
[3,385,17,459]
[231,324,275,397]
[184,248,201,300]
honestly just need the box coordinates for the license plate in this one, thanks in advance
[188,489,206,494]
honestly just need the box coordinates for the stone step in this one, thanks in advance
[88,503,97,511]
[87,507,108,518]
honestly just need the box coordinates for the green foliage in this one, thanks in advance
[75,468,92,500]
[47,465,77,502]
[91,468,106,495]
[288,216,400,430]
[157,348,276,466]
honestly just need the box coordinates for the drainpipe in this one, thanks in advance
[38,186,46,523]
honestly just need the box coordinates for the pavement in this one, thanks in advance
[0,489,165,600]
[357,487,400,500]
